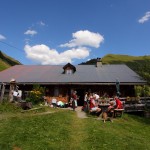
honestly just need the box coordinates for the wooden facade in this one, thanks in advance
[18,83,135,106]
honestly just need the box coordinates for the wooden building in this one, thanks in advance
[0,59,147,105]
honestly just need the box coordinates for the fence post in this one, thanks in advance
[0,83,6,103]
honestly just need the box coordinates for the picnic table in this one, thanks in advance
[99,103,110,112]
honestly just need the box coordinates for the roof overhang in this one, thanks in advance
[5,82,147,85]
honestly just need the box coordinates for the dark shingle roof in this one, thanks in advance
[0,64,146,85]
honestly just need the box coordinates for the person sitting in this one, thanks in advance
[89,94,101,116]
[113,96,124,117]
[57,101,64,108]
[114,96,123,109]
[51,97,57,108]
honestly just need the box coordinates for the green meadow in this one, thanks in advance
[0,103,150,150]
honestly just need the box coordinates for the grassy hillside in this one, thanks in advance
[0,51,21,71]
[103,54,150,63]
[80,54,150,65]
[80,54,150,83]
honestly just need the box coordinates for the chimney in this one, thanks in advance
[96,57,102,67]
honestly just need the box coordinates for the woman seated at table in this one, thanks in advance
[89,94,101,116]
[114,96,123,109]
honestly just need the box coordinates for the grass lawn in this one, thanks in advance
[0,103,150,150]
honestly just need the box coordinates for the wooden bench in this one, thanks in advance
[114,109,124,117]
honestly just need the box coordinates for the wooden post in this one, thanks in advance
[0,83,6,103]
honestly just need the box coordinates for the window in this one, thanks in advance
[63,63,76,74]
[66,69,73,75]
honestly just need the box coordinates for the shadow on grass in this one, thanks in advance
[125,112,150,125]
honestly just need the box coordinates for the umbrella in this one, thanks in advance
[116,79,120,97]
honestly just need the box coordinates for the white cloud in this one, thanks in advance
[24,44,89,65]
[24,30,37,36]
[138,11,150,23]
[0,34,6,40]
[39,21,45,26]
[60,30,104,48]
[24,30,104,65]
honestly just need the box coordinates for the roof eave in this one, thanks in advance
[13,82,147,85]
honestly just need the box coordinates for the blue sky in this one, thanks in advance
[0,0,150,65]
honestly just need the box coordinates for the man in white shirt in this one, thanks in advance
[94,93,100,103]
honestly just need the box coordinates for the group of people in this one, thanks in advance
[82,92,124,118]
[84,92,101,115]
[43,91,124,120]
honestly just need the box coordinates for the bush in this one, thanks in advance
[134,86,143,96]
[143,85,150,97]
[134,85,150,97]
[26,84,45,104]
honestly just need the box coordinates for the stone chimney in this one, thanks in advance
[96,57,102,67]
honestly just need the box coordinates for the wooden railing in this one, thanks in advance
[119,97,150,112]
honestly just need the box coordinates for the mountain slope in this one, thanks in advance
[0,51,21,71]
[102,54,150,64]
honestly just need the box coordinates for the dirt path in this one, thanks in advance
[68,107,89,150]
[0,106,88,120]
[75,106,88,119]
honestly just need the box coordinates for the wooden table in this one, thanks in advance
[99,104,110,112]
[99,103,113,122]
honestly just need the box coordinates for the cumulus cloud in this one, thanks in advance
[24,30,37,36]
[60,30,104,48]
[138,11,150,23]
[24,44,89,65]
[24,30,104,65]
[0,34,6,40]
